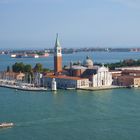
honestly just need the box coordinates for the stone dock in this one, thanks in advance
[77,86,127,91]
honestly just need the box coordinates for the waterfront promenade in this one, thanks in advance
[77,85,127,91]
[0,78,129,92]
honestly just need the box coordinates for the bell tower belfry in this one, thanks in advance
[54,34,62,74]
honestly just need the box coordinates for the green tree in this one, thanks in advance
[7,66,10,72]
[34,63,43,72]
[24,64,32,73]
[12,62,25,72]
[43,68,51,72]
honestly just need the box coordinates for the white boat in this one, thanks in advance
[19,85,47,91]
[0,79,47,91]
[0,84,47,91]
[0,122,14,128]
[10,54,16,58]
[10,53,39,58]
[34,54,39,58]
[24,54,39,58]
[134,85,139,88]
[39,53,49,58]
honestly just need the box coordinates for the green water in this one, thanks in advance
[1,51,140,70]
[0,87,140,140]
[1,52,140,139]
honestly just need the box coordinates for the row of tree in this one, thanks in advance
[105,59,140,70]
[9,59,140,73]
[7,62,51,73]
[95,59,140,70]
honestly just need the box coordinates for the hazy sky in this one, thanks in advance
[1,0,140,49]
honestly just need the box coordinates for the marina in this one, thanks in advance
[0,79,47,92]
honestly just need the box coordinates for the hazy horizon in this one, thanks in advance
[1,0,140,49]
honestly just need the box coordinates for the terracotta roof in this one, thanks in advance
[122,70,140,73]
[5,72,25,76]
[118,75,140,78]
[46,75,88,80]
[44,72,54,76]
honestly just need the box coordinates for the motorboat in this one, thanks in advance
[10,54,17,58]
[0,122,14,128]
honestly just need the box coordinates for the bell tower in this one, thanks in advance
[54,34,62,74]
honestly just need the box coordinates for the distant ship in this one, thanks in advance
[21,53,40,58]
[0,122,14,128]
[10,53,49,58]
[38,53,49,58]
[10,54,17,58]
[10,54,39,58]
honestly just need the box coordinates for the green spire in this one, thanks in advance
[55,33,61,48]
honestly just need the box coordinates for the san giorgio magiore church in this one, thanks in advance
[44,35,112,89]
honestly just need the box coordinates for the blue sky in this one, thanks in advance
[0,0,140,49]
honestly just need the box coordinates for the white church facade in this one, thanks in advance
[67,56,113,88]
[92,66,112,87]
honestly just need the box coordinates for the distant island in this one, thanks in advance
[0,47,140,55]
[0,35,140,91]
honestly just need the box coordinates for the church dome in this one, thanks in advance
[83,56,93,67]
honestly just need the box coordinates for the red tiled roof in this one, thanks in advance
[118,75,140,78]
[122,70,140,73]
[46,75,88,80]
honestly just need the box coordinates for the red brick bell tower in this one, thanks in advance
[54,34,62,74]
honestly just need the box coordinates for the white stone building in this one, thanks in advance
[92,65,112,87]
[44,75,89,89]
[66,56,113,88]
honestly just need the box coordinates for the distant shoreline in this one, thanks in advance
[1,47,140,55]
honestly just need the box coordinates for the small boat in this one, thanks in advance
[39,53,49,58]
[10,54,22,58]
[10,54,17,58]
[19,85,47,91]
[0,122,14,128]
[134,85,139,88]
[33,54,39,58]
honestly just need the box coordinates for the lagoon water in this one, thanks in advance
[0,51,140,70]
[0,51,140,140]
